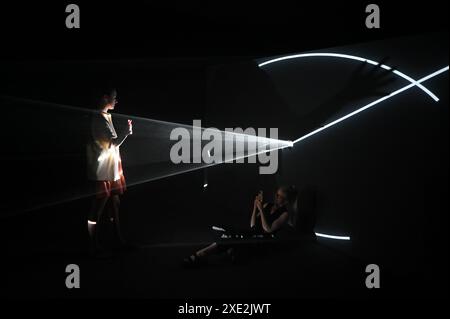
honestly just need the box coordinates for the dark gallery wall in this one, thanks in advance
[0,1,449,301]
[0,33,447,294]
[204,33,449,284]
[0,59,206,212]
[0,59,209,252]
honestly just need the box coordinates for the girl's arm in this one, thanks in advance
[113,133,130,147]
[260,210,289,234]
[251,192,264,227]
[113,120,133,147]
[250,202,258,227]
[254,202,269,227]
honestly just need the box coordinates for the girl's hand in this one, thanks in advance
[254,197,259,209]
[255,199,263,211]
[257,190,263,202]
[127,119,133,135]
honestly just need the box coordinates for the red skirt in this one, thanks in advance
[91,156,127,199]
[93,174,126,199]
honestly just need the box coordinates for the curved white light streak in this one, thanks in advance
[258,52,439,101]
[297,66,448,240]
[259,57,448,241]
[292,66,448,144]
[315,232,350,240]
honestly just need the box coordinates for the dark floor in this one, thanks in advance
[1,230,426,299]
[1,241,359,298]
[0,182,442,299]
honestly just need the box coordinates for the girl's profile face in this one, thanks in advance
[104,95,118,110]
[109,95,118,110]
[275,189,287,206]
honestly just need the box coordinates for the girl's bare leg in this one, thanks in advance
[184,242,223,266]
[110,195,126,245]
[88,196,109,251]
[196,242,218,257]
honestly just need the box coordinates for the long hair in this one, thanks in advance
[96,88,117,109]
[278,185,298,227]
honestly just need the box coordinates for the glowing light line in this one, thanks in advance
[291,66,448,145]
[3,64,446,217]
[229,141,291,163]
[212,225,350,241]
[258,52,440,101]
[315,232,350,240]
[125,141,291,188]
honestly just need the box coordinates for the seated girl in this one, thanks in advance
[183,185,298,267]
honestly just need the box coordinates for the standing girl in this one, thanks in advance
[86,89,132,256]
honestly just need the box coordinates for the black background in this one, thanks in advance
[0,0,448,304]
[0,1,447,59]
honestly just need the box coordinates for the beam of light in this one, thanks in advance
[0,95,234,132]
[1,94,292,216]
[1,134,290,217]
[87,220,97,225]
[1,94,293,148]
[125,139,292,188]
[258,52,440,101]
[315,232,351,240]
[1,140,290,217]
[292,66,449,145]
[0,95,292,155]
[228,141,291,163]
[3,64,445,216]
